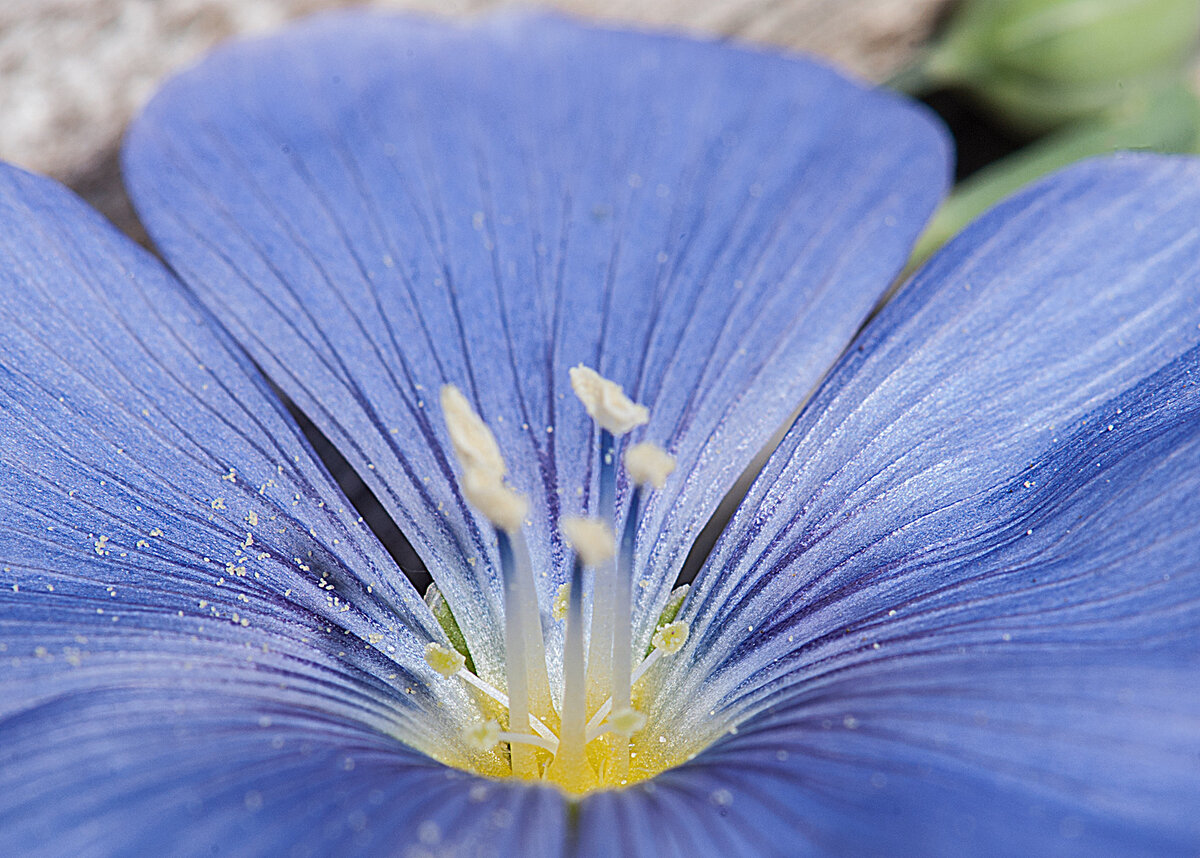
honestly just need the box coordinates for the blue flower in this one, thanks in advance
[1,10,1198,856]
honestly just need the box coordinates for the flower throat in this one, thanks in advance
[422,368,689,795]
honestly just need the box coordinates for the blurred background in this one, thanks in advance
[3,0,1198,254]
[0,0,944,243]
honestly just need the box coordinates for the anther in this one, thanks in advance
[463,720,502,752]
[651,620,689,654]
[424,642,465,678]
[560,517,615,567]
[441,385,506,477]
[624,442,676,489]
[568,365,649,435]
[461,468,527,533]
[435,374,687,791]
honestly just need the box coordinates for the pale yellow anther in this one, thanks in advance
[561,516,615,568]
[608,707,647,737]
[651,620,689,654]
[569,365,649,435]
[441,385,506,477]
[552,583,571,621]
[424,641,466,678]
[463,719,502,752]
[624,442,676,489]
[462,468,528,533]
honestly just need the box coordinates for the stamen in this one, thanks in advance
[465,722,559,756]
[583,620,689,741]
[435,377,690,792]
[424,583,474,672]
[584,707,646,745]
[454,668,557,743]
[497,730,559,756]
[425,640,557,742]
[608,707,647,737]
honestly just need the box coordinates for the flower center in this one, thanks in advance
[422,369,690,795]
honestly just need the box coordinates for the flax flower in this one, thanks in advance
[1,12,1197,857]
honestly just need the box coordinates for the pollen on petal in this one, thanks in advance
[424,641,466,678]
[569,365,649,435]
[624,442,676,489]
[561,516,615,567]
[462,468,528,533]
[652,620,689,654]
[441,384,506,477]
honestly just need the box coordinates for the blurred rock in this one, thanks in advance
[0,0,947,239]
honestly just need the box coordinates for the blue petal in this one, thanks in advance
[656,155,1200,734]
[579,649,1200,857]
[122,11,949,675]
[1,688,567,857]
[0,164,497,833]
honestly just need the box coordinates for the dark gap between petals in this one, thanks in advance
[677,276,903,588]
[277,388,432,593]
[677,397,807,587]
